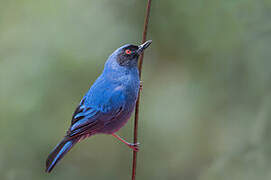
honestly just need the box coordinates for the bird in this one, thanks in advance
[45,40,152,173]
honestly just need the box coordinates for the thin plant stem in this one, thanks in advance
[131,0,152,180]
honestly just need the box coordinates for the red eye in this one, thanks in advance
[125,49,132,55]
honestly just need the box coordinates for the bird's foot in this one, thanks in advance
[128,142,140,152]
[140,81,143,91]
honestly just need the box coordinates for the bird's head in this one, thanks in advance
[112,40,152,67]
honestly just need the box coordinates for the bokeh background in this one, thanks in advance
[1,0,271,180]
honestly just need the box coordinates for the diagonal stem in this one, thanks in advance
[131,0,152,180]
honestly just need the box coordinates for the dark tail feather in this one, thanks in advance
[45,137,79,173]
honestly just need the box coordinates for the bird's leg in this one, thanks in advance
[112,133,139,152]
[140,81,143,91]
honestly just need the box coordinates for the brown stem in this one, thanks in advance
[131,0,152,180]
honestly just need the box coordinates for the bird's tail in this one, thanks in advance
[45,136,79,173]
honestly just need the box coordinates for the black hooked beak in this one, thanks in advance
[137,40,152,55]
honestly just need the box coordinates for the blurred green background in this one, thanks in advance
[1,0,271,180]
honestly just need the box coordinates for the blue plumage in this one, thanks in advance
[45,40,152,173]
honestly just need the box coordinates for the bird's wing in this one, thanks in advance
[67,98,103,137]
[67,87,126,137]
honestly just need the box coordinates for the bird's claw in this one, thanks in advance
[140,81,143,91]
[128,142,140,152]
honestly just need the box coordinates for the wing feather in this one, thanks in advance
[67,86,126,137]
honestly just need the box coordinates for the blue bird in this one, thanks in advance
[45,40,152,173]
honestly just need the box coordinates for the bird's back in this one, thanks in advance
[81,65,139,133]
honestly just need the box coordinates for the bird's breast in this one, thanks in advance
[121,74,140,103]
